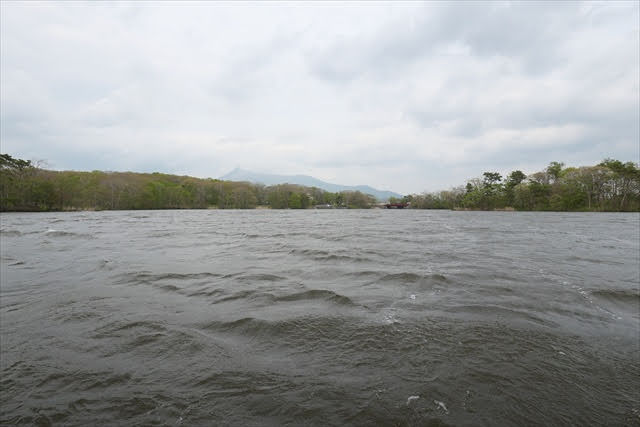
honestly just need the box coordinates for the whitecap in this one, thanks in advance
[406,395,419,406]
[434,399,449,414]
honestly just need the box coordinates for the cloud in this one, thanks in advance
[1,1,638,194]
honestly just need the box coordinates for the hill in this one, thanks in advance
[220,168,402,201]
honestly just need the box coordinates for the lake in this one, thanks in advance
[1,210,638,425]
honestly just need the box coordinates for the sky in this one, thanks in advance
[1,1,638,194]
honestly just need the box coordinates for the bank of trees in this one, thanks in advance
[2,154,637,212]
[408,159,640,211]
[0,154,378,211]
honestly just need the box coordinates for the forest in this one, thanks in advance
[404,159,640,212]
[0,154,376,211]
[1,154,638,211]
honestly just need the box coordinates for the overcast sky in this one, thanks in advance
[1,1,638,194]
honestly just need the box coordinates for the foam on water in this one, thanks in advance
[434,400,449,414]
[406,395,419,406]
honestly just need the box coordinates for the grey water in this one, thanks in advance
[1,210,639,426]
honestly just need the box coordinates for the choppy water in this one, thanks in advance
[1,210,639,426]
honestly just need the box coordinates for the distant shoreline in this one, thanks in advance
[2,154,639,212]
[1,207,635,213]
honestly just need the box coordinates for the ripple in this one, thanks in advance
[235,273,286,282]
[44,229,94,238]
[591,289,640,305]
[374,272,449,286]
[118,271,224,284]
[445,304,558,327]
[92,320,167,338]
[289,248,372,262]
[276,289,356,306]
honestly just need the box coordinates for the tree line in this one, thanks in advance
[404,159,639,211]
[1,154,638,211]
[0,154,377,211]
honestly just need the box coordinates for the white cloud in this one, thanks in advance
[1,1,638,193]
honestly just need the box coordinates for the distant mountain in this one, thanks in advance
[219,168,403,201]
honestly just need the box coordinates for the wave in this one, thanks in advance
[187,288,225,298]
[212,290,275,304]
[289,248,371,263]
[445,304,557,327]
[325,254,370,262]
[566,256,625,266]
[113,271,222,296]
[378,272,422,282]
[91,320,207,357]
[208,288,356,307]
[375,272,449,285]
[289,248,331,257]
[591,289,640,306]
[275,289,356,306]
[37,370,133,391]
[44,229,93,239]
[200,317,274,338]
[193,370,285,394]
[121,271,224,283]
[93,320,167,338]
[0,229,22,237]
[76,372,133,391]
[116,271,289,300]
[234,273,286,282]
[157,284,181,292]
[54,309,102,323]
[267,233,287,238]
[344,270,385,279]
[199,315,353,339]
[453,271,518,283]
[197,315,463,361]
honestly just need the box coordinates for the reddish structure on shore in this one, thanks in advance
[384,203,408,209]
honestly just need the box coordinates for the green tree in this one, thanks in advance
[505,170,527,206]
[506,170,526,188]
[300,193,310,209]
[465,183,474,194]
[289,192,302,209]
[483,172,502,187]
[546,161,565,183]
[598,158,640,210]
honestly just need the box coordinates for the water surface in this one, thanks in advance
[1,210,639,425]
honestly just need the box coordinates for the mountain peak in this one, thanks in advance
[219,169,402,201]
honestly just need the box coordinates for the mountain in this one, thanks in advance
[219,168,403,201]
